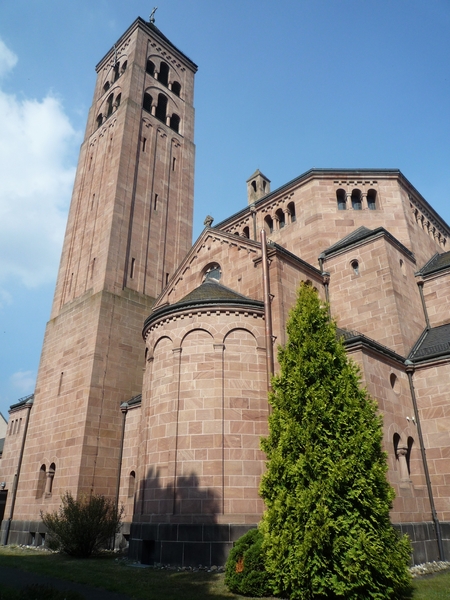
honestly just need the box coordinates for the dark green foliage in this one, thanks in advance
[225,528,272,597]
[41,492,123,558]
[259,283,412,599]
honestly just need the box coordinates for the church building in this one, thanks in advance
[2,15,450,566]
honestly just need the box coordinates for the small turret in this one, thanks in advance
[247,169,270,205]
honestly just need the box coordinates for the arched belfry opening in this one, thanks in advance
[246,169,271,205]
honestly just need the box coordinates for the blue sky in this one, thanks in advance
[0,0,449,418]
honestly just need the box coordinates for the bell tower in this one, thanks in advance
[4,17,197,535]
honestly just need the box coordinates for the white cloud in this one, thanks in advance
[0,39,17,78]
[0,37,79,290]
[10,370,36,396]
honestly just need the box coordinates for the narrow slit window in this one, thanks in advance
[130,258,136,279]
[165,272,169,285]
[154,193,158,210]
[58,372,64,396]
[172,157,176,171]
[142,137,147,152]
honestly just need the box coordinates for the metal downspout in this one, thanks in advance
[115,402,129,511]
[261,229,274,393]
[405,361,444,560]
[1,397,33,546]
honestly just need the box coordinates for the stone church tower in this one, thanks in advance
[1,17,197,540]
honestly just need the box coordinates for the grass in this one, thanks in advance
[0,546,449,599]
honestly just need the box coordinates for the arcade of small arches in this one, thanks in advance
[102,59,128,94]
[228,202,297,239]
[146,57,182,97]
[96,59,128,129]
[336,188,378,211]
[96,91,122,128]
[263,202,297,235]
[142,90,180,133]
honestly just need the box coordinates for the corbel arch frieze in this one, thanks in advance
[147,334,174,360]
[222,325,265,349]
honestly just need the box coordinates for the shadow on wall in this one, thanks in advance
[135,467,221,520]
[129,468,250,567]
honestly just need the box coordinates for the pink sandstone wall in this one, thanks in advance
[422,271,450,328]
[137,309,267,525]
[325,236,425,355]
[346,348,431,524]
[413,361,450,522]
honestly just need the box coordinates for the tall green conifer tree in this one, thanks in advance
[259,283,411,599]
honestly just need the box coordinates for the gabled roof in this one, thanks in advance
[337,328,406,365]
[323,226,373,255]
[322,226,414,260]
[408,324,450,362]
[150,226,262,312]
[416,251,450,277]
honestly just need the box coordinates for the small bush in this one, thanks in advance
[225,528,271,597]
[41,492,123,558]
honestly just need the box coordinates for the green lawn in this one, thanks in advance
[0,546,448,599]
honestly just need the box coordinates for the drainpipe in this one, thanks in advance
[322,272,331,319]
[261,229,274,393]
[1,397,33,546]
[115,402,129,511]
[405,360,444,560]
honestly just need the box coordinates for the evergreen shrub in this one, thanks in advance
[41,492,123,558]
[259,283,412,599]
[225,528,272,597]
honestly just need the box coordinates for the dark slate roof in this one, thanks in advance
[416,251,450,277]
[126,394,142,408]
[0,438,4,456]
[408,324,450,362]
[178,279,253,304]
[337,328,406,364]
[270,243,322,275]
[9,393,34,411]
[322,226,414,260]
[143,280,264,333]
[323,226,373,255]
